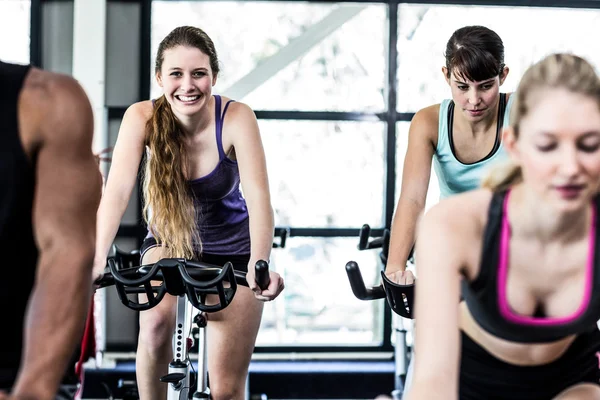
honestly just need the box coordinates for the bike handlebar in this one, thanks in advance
[345,261,386,300]
[345,261,415,319]
[254,260,270,289]
[358,224,391,265]
[273,227,290,249]
[95,257,271,312]
[358,224,389,251]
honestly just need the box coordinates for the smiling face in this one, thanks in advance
[505,87,600,212]
[156,45,217,118]
[443,66,508,122]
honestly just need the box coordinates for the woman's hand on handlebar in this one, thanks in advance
[385,268,415,285]
[247,268,285,301]
[92,256,108,285]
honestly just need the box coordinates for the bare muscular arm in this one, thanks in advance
[9,70,101,400]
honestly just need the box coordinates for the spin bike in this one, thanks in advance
[96,255,270,400]
[348,224,416,400]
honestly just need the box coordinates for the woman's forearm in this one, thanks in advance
[93,191,134,270]
[246,194,274,264]
[386,197,424,273]
[405,383,456,400]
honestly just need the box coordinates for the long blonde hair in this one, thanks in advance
[482,53,600,192]
[143,26,220,259]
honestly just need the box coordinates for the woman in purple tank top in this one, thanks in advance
[92,26,284,400]
[407,53,600,400]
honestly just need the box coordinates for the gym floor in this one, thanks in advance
[81,358,397,399]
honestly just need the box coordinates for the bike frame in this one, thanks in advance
[99,253,271,400]
[166,295,194,400]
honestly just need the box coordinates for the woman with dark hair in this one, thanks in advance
[386,25,512,284]
[407,52,600,399]
[92,26,285,400]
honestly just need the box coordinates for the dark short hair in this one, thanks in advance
[444,25,505,82]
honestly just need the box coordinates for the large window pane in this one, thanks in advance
[260,120,385,228]
[0,0,30,64]
[151,1,386,111]
[256,237,384,346]
[397,5,600,112]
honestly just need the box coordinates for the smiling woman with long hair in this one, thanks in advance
[93,26,285,400]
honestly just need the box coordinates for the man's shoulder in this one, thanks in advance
[21,68,93,142]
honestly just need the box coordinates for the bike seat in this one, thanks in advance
[160,373,186,384]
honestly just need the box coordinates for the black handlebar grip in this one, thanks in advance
[95,272,115,288]
[345,261,386,300]
[382,229,391,258]
[280,228,289,248]
[346,261,368,299]
[358,224,370,250]
[255,260,270,290]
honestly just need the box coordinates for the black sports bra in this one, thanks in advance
[462,190,600,343]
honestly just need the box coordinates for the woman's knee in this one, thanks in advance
[554,383,600,400]
[209,379,246,400]
[138,299,176,350]
[137,247,176,350]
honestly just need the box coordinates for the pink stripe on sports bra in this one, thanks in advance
[497,190,596,326]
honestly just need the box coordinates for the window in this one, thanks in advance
[0,0,30,64]
[261,120,385,228]
[151,1,386,112]
[150,1,389,348]
[397,4,600,112]
[257,237,384,346]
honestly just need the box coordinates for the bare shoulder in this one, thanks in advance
[427,189,492,227]
[117,100,154,144]
[23,68,89,112]
[221,98,256,122]
[220,99,259,139]
[419,189,493,258]
[19,68,92,148]
[410,104,441,141]
[125,99,154,122]
[414,103,441,123]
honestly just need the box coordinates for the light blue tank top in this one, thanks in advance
[433,93,514,199]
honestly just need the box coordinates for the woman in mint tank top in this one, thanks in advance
[386,26,514,284]
[407,53,600,400]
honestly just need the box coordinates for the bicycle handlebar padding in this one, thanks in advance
[97,258,271,313]
[255,259,270,290]
[380,271,414,319]
[345,261,385,300]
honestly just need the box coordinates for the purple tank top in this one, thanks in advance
[147,95,251,255]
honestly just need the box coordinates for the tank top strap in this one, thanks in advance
[471,190,508,291]
[437,99,452,152]
[497,93,507,131]
[214,94,236,161]
[503,92,515,128]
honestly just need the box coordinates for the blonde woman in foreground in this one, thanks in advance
[407,53,600,400]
